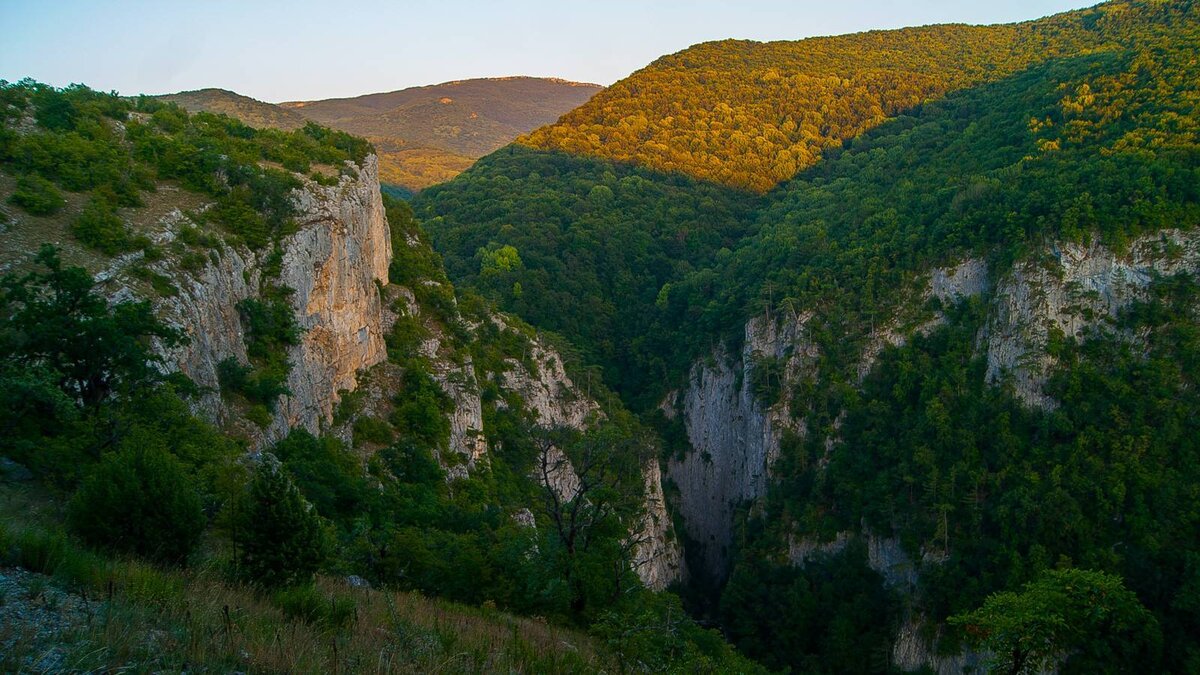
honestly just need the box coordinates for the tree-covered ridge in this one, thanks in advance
[522,0,1185,192]
[416,3,1200,669]
[670,2,1200,374]
[421,0,1200,410]
[0,80,372,253]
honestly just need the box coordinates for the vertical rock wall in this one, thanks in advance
[161,156,392,445]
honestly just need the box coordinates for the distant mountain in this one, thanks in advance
[283,77,602,191]
[160,77,601,192]
[157,88,309,131]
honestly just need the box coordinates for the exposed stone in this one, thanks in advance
[500,338,598,429]
[984,230,1200,408]
[153,155,392,446]
[667,310,813,582]
[670,232,1200,672]
[631,460,684,591]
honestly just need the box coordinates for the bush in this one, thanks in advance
[272,429,369,526]
[272,584,356,627]
[7,174,64,215]
[3,528,106,592]
[217,356,291,412]
[232,453,330,587]
[67,431,206,564]
[71,197,133,254]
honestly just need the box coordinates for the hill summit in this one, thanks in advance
[162,77,602,192]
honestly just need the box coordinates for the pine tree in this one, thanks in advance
[232,453,330,587]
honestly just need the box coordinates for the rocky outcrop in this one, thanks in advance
[500,338,598,429]
[984,230,1200,408]
[665,311,813,581]
[632,459,684,591]
[499,326,681,590]
[670,231,1199,670]
[159,155,392,445]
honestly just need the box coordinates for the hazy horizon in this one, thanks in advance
[2,0,1094,103]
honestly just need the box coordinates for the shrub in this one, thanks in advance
[232,453,330,587]
[352,416,394,447]
[67,431,206,564]
[272,429,369,525]
[217,356,291,412]
[272,584,356,626]
[71,197,133,253]
[7,174,64,215]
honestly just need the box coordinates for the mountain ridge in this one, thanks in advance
[162,77,603,192]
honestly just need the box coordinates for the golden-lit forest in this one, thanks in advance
[523,9,1123,191]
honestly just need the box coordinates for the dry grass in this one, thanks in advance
[0,484,614,673]
[0,168,211,277]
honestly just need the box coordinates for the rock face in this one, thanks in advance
[984,230,1200,408]
[357,279,683,590]
[670,228,1200,669]
[160,155,392,445]
[665,311,813,581]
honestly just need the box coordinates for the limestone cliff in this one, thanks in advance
[984,229,1200,408]
[336,241,682,590]
[669,227,1199,670]
[146,155,392,445]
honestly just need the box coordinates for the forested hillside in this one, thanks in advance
[417,1,1200,671]
[522,8,1113,191]
[0,81,759,672]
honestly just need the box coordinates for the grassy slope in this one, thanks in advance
[0,482,612,674]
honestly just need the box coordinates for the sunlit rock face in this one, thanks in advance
[159,155,392,445]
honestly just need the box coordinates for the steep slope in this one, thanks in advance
[522,8,1111,191]
[1,82,765,671]
[157,88,309,130]
[417,1,1200,671]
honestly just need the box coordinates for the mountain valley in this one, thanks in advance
[2,1,1199,672]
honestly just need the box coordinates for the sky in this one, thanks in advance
[1,0,1096,103]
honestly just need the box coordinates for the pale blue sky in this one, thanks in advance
[1,1,1095,102]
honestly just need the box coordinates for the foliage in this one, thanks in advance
[0,245,184,410]
[752,281,1199,669]
[521,4,1129,191]
[591,591,768,673]
[272,429,369,527]
[7,173,64,215]
[390,361,454,451]
[0,79,372,254]
[533,421,652,619]
[232,453,331,588]
[720,541,899,673]
[70,195,137,253]
[414,4,1200,669]
[67,432,206,564]
[949,568,1160,674]
[416,147,757,406]
[218,292,302,412]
